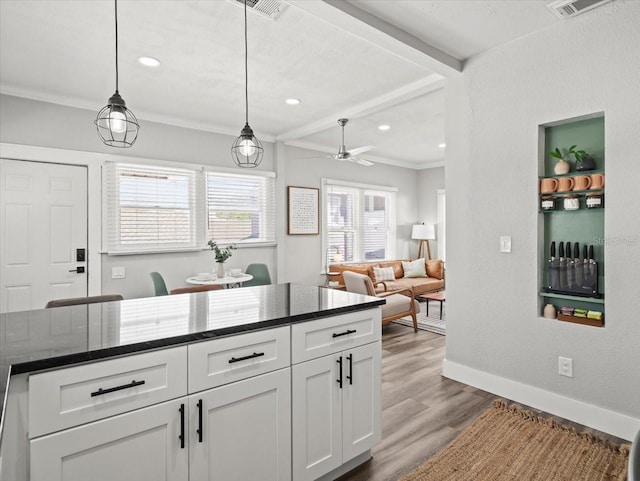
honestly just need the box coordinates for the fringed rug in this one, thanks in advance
[400,400,630,481]
[394,303,446,335]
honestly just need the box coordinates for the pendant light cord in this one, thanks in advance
[244,0,249,125]
[115,0,119,92]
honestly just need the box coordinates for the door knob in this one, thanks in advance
[69,266,85,273]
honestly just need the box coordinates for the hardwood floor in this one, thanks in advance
[339,323,627,481]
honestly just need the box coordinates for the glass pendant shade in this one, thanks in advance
[231,123,264,168]
[95,91,139,147]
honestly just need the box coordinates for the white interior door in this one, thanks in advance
[1,159,88,312]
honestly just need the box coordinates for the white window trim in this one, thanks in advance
[321,178,397,272]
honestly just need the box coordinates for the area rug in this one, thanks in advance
[400,399,630,481]
[394,303,445,335]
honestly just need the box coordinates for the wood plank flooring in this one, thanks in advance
[338,323,627,481]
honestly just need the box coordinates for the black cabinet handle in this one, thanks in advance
[179,403,185,449]
[196,399,203,443]
[229,352,265,364]
[337,356,343,389]
[332,329,356,338]
[90,379,145,397]
[346,353,353,385]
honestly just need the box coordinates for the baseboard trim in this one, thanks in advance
[442,358,639,441]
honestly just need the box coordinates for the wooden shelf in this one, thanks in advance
[539,169,604,179]
[557,312,604,328]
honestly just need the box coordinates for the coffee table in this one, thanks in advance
[419,290,446,320]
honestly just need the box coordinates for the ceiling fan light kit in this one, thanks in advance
[231,0,263,168]
[95,0,139,148]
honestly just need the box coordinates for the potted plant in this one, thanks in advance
[568,145,596,171]
[208,240,236,278]
[549,146,572,175]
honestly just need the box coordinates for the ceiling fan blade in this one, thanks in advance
[351,157,374,167]
[348,145,374,156]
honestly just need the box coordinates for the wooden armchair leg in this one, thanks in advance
[410,302,418,332]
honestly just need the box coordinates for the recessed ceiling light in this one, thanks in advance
[378,125,390,131]
[285,98,301,105]
[438,143,446,148]
[137,56,161,67]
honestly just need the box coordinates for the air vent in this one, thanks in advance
[230,0,288,20]
[547,0,612,19]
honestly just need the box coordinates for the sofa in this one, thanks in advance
[329,259,444,296]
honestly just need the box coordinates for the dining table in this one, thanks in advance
[186,273,253,288]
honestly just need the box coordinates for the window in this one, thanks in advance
[206,171,275,245]
[323,179,396,266]
[105,162,205,254]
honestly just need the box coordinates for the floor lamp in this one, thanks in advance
[412,224,435,260]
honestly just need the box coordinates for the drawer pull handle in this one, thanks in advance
[179,403,185,449]
[197,399,203,443]
[332,329,356,338]
[229,352,265,364]
[90,379,145,397]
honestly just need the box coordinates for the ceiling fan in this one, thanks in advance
[305,118,375,166]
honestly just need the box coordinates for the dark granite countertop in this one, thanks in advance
[0,283,383,437]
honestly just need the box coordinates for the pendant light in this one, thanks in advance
[95,0,139,148]
[231,0,263,168]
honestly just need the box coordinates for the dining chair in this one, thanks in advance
[242,263,272,287]
[45,294,124,308]
[342,270,420,332]
[170,284,223,295]
[149,272,169,296]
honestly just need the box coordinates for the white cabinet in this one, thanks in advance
[291,311,382,481]
[189,368,291,481]
[30,397,188,481]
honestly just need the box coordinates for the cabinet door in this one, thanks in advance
[342,342,382,461]
[190,368,291,481]
[292,353,343,481]
[30,398,188,481]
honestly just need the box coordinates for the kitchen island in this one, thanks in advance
[0,283,384,481]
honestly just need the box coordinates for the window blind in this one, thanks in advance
[206,172,275,245]
[105,162,205,254]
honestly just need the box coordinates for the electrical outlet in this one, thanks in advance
[558,356,573,377]
[500,236,512,253]
[112,267,126,279]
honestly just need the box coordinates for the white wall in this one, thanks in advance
[281,145,420,286]
[445,0,640,438]
[417,166,444,259]
[0,94,277,299]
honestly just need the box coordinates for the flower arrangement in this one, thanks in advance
[207,240,236,263]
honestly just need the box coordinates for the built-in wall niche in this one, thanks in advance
[538,114,605,327]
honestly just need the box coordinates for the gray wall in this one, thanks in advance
[445,0,640,421]
[417,166,444,259]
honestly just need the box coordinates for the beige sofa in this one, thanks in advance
[329,259,444,295]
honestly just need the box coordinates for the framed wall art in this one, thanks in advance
[288,186,319,235]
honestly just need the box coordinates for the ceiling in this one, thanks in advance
[0,0,565,169]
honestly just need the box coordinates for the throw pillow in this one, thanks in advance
[373,266,395,282]
[425,260,444,280]
[402,258,427,278]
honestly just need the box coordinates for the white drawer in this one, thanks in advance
[29,346,187,438]
[188,326,290,393]
[291,309,382,364]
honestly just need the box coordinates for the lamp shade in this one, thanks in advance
[411,224,435,240]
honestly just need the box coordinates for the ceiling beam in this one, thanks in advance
[277,74,444,142]
[286,0,462,76]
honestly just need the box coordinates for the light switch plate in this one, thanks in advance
[112,267,126,279]
[500,236,512,253]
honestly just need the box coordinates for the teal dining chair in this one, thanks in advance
[243,264,271,287]
[149,272,169,296]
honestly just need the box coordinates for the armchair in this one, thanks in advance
[343,271,420,332]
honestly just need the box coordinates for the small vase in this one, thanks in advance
[553,159,570,175]
[216,262,225,278]
[543,303,557,319]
